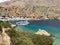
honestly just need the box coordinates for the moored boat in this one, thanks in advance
[16,20,29,25]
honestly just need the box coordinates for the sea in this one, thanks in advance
[10,20,60,45]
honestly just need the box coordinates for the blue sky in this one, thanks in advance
[0,0,9,3]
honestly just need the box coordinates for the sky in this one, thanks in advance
[0,0,10,3]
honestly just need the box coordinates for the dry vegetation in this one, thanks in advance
[0,0,60,20]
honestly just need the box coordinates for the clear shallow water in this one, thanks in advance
[17,24,60,45]
[10,20,60,45]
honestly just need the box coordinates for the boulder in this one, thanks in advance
[35,29,51,36]
[0,33,10,45]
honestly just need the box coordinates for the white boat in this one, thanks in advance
[16,20,29,25]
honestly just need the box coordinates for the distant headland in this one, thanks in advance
[0,0,60,20]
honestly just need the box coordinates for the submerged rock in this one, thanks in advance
[35,29,51,36]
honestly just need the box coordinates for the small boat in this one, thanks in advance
[16,20,29,25]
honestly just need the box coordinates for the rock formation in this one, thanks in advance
[0,33,10,45]
[0,28,10,45]
[0,0,60,20]
[35,29,51,36]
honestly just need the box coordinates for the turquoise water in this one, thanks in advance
[17,24,60,45]
[10,20,60,45]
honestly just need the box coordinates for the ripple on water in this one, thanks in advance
[11,20,60,45]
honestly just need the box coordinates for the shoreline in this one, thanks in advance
[0,19,59,43]
[0,16,60,21]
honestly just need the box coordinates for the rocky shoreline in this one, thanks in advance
[35,29,51,36]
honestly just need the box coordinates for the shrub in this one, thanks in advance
[6,28,53,45]
[0,21,53,45]
[6,28,34,45]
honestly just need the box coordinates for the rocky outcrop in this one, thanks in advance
[0,33,10,45]
[0,28,11,45]
[35,29,51,36]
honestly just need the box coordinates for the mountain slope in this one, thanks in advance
[0,0,60,6]
[0,0,60,19]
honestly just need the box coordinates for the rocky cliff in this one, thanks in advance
[0,0,60,19]
[0,27,10,45]
[0,33,10,45]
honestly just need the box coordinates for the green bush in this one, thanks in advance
[0,21,11,28]
[6,28,34,45]
[6,28,53,45]
[0,21,53,45]
[32,35,53,45]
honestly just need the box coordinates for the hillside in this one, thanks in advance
[0,0,60,20]
[6,25,53,45]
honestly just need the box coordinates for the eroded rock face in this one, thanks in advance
[0,0,60,20]
[0,33,10,45]
[35,29,51,36]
